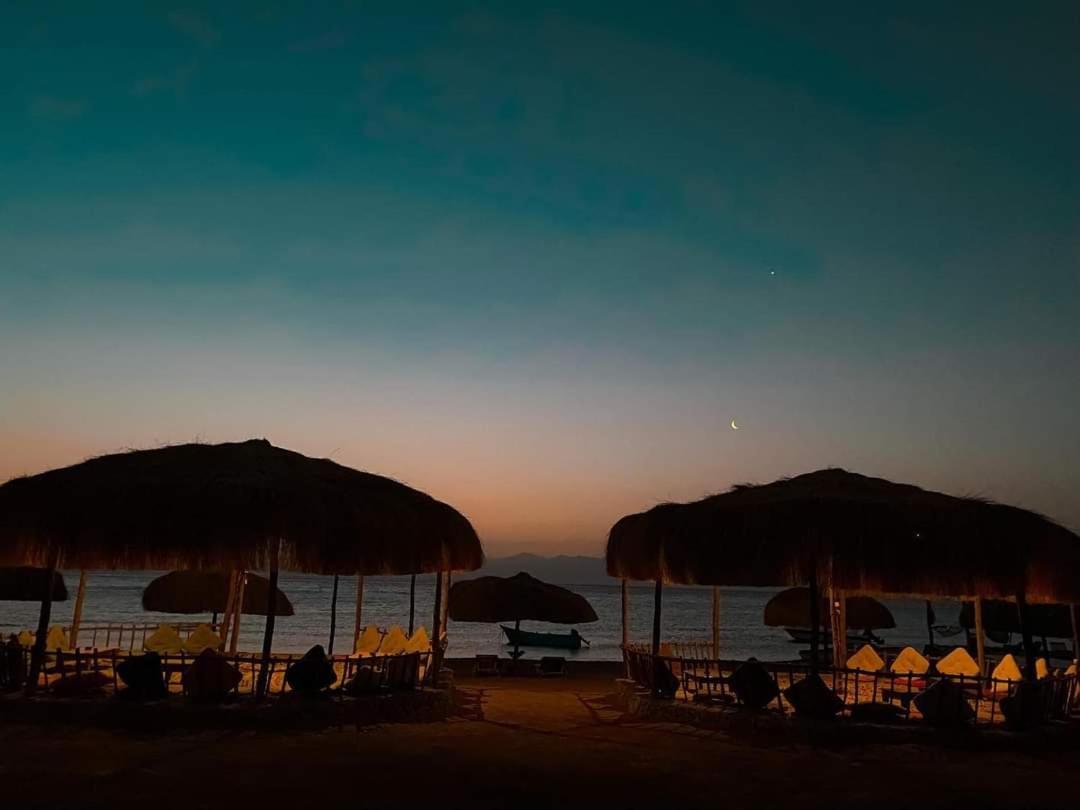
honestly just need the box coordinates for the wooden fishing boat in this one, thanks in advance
[500,625,588,650]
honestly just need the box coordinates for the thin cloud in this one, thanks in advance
[28,96,86,121]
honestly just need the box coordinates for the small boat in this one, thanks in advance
[500,625,589,650]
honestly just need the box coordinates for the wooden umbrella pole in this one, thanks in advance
[353,575,365,651]
[1016,591,1037,682]
[221,570,239,644]
[711,586,721,659]
[1071,604,1080,663]
[328,574,339,655]
[26,546,61,694]
[408,574,416,636]
[651,578,663,697]
[256,542,281,700]
[807,569,820,678]
[229,572,247,655]
[974,596,986,676]
[431,568,444,679]
[621,579,629,649]
[69,570,88,648]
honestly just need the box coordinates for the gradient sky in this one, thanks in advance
[2,2,1078,554]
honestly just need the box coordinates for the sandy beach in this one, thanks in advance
[3,672,1077,810]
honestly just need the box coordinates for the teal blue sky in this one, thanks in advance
[2,2,1078,551]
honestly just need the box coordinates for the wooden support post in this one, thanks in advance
[620,579,629,648]
[1016,591,1037,682]
[221,570,239,646]
[431,569,444,678]
[229,572,247,654]
[711,586,721,658]
[255,543,281,700]
[1071,604,1079,663]
[974,596,986,676]
[807,570,820,678]
[441,571,451,636]
[408,574,417,636]
[69,570,87,648]
[328,574,339,655]
[27,546,61,694]
[352,575,365,651]
[651,578,663,697]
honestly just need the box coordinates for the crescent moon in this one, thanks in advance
[730,419,739,430]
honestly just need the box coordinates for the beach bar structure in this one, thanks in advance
[0,439,483,697]
[608,469,1080,721]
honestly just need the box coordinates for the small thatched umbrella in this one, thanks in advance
[959,599,1074,644]
[142,570,294,617]
[0,566,68,602]
[608,469,1080,681]
[764,587,895,635]
[449,572,598,660]
[0,439,483,695]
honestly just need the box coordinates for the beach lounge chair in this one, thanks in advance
[538,657,567,677]
[404,626,431,653]
[45,625,70,651]
[144,625,184,655]
[182,649,241,701]
[846,644,885,672]
[1036,657,1050,679]
[17,630,34,647]
[475,655,500,677]
[352,624,383,657]
[182,624,224,655]
[883,646,930,707]
[385,652,421,690]
[989,654,1022,695]
[935,647,980,677]
[285,645,337,696]
[891,646,930,676]
[379,626,408,656]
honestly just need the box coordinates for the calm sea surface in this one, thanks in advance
[0,570,965,661]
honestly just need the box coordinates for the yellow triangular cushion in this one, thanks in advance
[46,625,70,650]
[846,644,884,672]
[890,646,929,675]
[1065,661,1077,677]
[17,630,35,647]
[1035,658,1049,679]
[379,625,408,655]
[182,623,223,654]
[991,654,1022,685]
[145,625,183,654]
[935,647,980,677]
[353,624,383,655]
[405,626,431,653]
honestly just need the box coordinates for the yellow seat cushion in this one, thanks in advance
[17,630,35,647]
[935,647,980,677]
[145,625,184,654]
[890,646,930,675]
[353,624,383,656]
[405,626,431,653]
[379,626,408,656]
[846,644,884,672]
[182,624,223,654]
[45,625,70,651]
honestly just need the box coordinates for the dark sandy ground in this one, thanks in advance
[2,672,1078,809]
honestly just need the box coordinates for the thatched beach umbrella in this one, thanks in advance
[0,566,68,602]
[608,468,1080,681]
[142,570,295,617]
[959,599,1074,643]
[0,439,483,695]
[764,587,895,633]
[449,572,598,659]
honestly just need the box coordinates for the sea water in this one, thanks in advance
[0,570,963,661]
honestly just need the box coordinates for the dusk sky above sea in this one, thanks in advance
[2,2,1078,555]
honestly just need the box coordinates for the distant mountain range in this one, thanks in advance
[461,553,612,585]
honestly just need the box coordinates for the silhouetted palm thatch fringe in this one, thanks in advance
[607,469,1080,603]
[764,587,895,630]
[0,439,483,576]
[0,566,68,601]
[449,571,598,624]
[142,570,295,616]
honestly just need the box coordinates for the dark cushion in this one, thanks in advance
[731,659,780,710]
[51,671,111,697]
[784,674,844,718]
[285,645,337,695]
[116,652,168,700]
[913,678,975,726]
[182,649,242,701]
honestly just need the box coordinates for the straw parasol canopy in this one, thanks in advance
[607,468,1080,604]
[958,599,1073,640]
[142,571,295,617]
[0,439,483,575]
[449,572,598,625]
[0,567,67,602]
[764,587,895,631]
